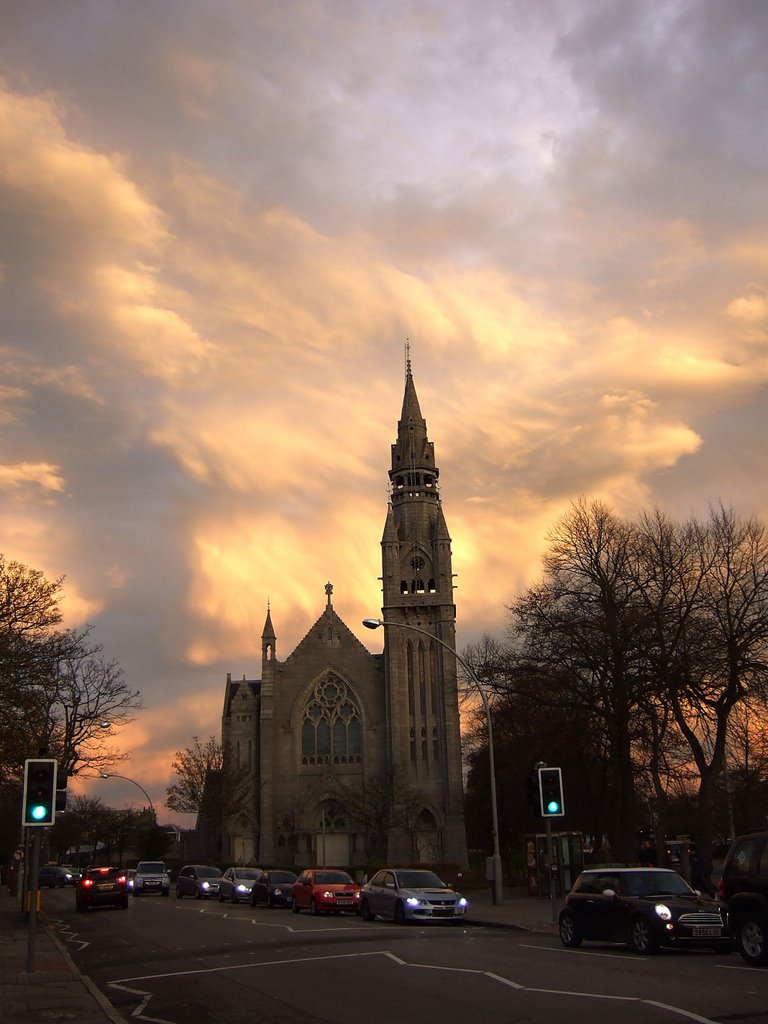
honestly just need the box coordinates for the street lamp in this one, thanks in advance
[362,617,504,905]
[100,773,156,820]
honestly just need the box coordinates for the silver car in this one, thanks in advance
[360,868,469,924]
[218,866,263,904]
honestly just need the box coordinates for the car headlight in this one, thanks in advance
[322,890,335,898]
[655,903,672,920]
[406,897,422,907]
[236,884,248,892]
[202,881,210,889]
[458,897,468,907]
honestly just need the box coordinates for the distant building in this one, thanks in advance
[220,359,468,869]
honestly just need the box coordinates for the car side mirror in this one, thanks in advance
[602,888,616,897]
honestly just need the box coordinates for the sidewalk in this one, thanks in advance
[0,884,558,1024]
[0,890,124,1024]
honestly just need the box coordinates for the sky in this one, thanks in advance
[1,0,767,822]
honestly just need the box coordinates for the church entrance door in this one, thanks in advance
[316,832,349,867]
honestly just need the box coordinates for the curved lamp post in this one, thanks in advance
[363,617,504,905]
[100,772,156,820]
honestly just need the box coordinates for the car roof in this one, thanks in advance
[581,867,675,874]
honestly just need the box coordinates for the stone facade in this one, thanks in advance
[220,361,468,869]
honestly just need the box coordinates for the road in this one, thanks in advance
[43,888,768,1024]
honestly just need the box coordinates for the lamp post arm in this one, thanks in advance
[101,773,156,819]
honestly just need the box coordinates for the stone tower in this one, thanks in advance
[380,354,468,866]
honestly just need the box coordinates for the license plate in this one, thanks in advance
[692,926,721,937]
[97,883,114,891]
[336,898,352,904]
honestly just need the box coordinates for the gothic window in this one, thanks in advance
[400,579,408,594]
[432,726,439,760]
[410,726,416,762]
[428,579,436,593]
[407,643,415,718]
[421,727,428,761]
[300,675,362,766]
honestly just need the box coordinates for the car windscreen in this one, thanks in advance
[198,867,222,878]
[269,871,297,883]
[137,863,165,873]
[315,871,353,884]
[396,871,447,889]
[625,870,695,897]
[236,869,262,879]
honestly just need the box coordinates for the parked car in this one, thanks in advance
[125,869,136,891]
[38,865,74,888]
[292,869,360,915]
[133,860,170,897]
[558,867,729,955]
[75,866,130,911]
[218,866,263,903]
[250,869,297,908]
[718,829,768,965]
[360,868,469,924]
[176,864,223,899]
[60,864,81,884]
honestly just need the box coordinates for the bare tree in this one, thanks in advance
[166,735,251,828]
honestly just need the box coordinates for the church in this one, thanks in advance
[220,358,468,870]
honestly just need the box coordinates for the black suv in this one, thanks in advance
[719,830,768,965]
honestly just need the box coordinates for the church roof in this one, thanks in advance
[285,583,373,663]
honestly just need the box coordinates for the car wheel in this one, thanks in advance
[736,915,768,966]
[176,887,183,899]
[218,891,225,902]
[630,915,659,955]
[310,898,319,916]
[394,901,407,925]
[195,889,202,900]
[292,900,300,914]
[361,898,375,922]
[558,910,582,948]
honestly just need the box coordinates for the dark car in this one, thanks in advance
[292,869,360,915]
[75,866,130,911]
[218,866,263,904]
[360,868,469,924]
[250,869,297,908]
[38,865,75,888]
[718,829,768,965]
[175,864,222,899]
[559,867,729,955]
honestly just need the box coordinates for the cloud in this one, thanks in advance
[1,1,768,815]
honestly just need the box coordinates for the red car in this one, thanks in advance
[292,868,361,915]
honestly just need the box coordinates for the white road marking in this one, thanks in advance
[108,947,722,1024]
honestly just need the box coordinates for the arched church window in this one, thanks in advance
[300,674,362,766]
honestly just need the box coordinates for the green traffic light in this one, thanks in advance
[547,800,561,813]
[30,804,48,821]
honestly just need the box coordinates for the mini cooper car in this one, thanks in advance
[559,867,730,955]
[360,868,469,924]
[75,866,130,911]
[292,869,360,915]
[218,866,263,903]
[250,869,297,908]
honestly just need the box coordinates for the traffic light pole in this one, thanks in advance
[26,828,42,972]
[545,817,557,923]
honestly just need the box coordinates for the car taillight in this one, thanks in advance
[118,875,127,884]
[82,879,94,888]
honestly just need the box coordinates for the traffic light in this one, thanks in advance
[22,758,57,826]
[538,766,565,817]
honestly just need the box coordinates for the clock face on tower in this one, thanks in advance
[410,556,425,572]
